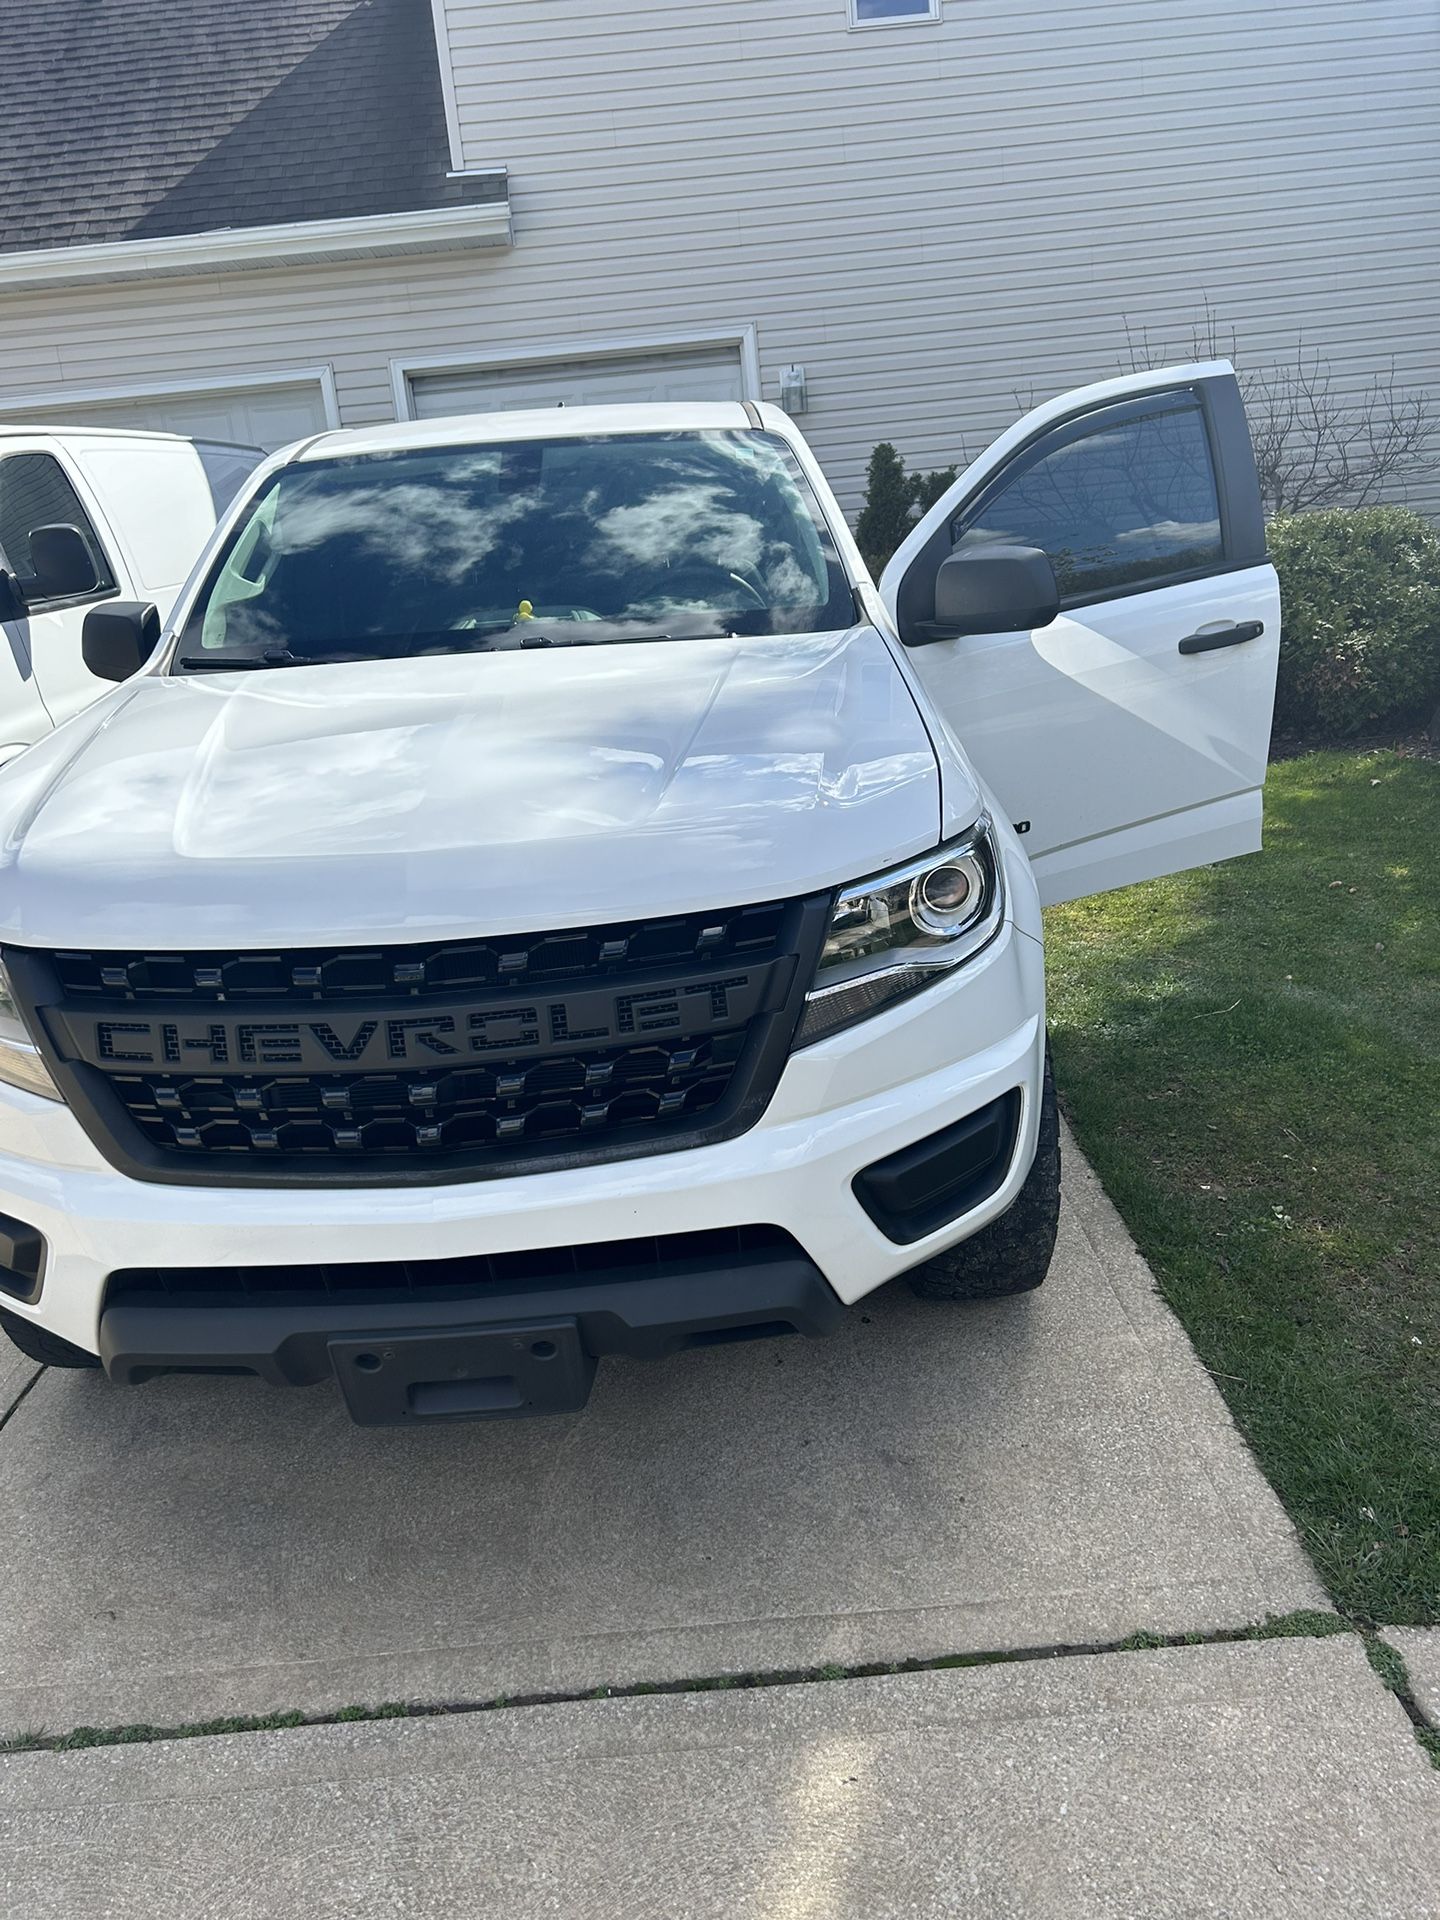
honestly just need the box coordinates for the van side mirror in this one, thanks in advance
[83,601,160,682]
[906,544,1060,645]
[0,569,24,622]
[29,523,101,600]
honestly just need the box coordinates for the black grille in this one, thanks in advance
[49,903,788,1002]
[10,897,824,1188]
[106,1224,802,1308]
[110,1033,744,1159]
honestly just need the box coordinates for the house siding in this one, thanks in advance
[0,0,1435,518]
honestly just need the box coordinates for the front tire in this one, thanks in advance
[0,1305,101,1369]
[905,1051,1060,1302]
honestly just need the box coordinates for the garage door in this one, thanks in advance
[3,381,330,452]
[410,343,745,419]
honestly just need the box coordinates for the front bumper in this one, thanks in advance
[101,1240,848,1423]
[0,917,1046,1394]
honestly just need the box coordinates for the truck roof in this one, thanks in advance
[290,401,766,462]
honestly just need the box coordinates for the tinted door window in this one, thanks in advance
[0,452,116,603]
[954,392,1223,602]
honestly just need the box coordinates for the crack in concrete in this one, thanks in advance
[0,1363,43,1435]
[1,1607,1354,1757]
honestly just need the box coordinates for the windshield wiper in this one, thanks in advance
[174,624,733,672]
[175,648,370,672]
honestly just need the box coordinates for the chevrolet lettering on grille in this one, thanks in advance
[63,969,772,1076]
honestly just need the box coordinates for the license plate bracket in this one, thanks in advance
[329,1318,596,1424]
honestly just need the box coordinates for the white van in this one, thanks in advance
[0,426,262,766]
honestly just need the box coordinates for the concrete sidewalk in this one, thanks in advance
[0,1141,1325,1736]
[3,1635,1436,1919]
[1385,1628,1440,1729]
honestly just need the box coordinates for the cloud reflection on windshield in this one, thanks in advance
[184,430,855,658]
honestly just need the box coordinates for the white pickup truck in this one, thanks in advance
[0,425,260,765]
[0,365,1279,1425]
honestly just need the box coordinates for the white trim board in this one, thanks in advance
[388,326,763,420]
[428,0,467,174]
[0,365,342,428]
[0,202,512,295]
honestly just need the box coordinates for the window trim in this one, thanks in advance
[12,580,121,617]
[847,0,942,30]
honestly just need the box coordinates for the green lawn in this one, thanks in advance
[1044,750,1440,1625]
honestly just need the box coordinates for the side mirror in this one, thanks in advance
[907,544,1060,645]
[0,569,25,622]
[29,523,101,600]
[82,601,160,682]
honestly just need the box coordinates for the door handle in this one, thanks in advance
[1178,620,1265,656]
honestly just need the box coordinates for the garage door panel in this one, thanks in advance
[411,345,745,419]
[1,382,329,451]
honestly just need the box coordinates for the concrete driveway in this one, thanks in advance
[5,1139,1437,1916]
[0,1141,1325,1736]
[5,1635,1438,1920]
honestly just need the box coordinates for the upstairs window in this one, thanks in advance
[849,0,941,25]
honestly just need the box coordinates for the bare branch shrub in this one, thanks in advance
[1122,302,1434,516]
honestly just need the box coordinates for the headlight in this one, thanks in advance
[0,961,62,1101]
[795,820,1005,1047]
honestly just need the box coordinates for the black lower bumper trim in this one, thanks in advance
[98,1254,845,1421]
[853,1090,1022,1245]
[0,1210,45,1304]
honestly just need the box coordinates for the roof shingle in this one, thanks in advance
[0,0,497,256]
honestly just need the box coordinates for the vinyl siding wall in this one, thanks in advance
[0,0,1434,519]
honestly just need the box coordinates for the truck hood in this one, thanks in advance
[0,627,960,950]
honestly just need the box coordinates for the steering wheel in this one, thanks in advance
[633,563,768,613]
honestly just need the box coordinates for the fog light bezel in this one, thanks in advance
[0,1210,47,1304]
[853,1091,1021,1244]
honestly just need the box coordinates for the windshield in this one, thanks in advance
[173,429,856,668]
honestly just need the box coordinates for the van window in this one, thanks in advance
[0,452,116,602]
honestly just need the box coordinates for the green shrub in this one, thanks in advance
[1269,507,1440,738]
[855,443,912,577]
[855,443,957,577]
